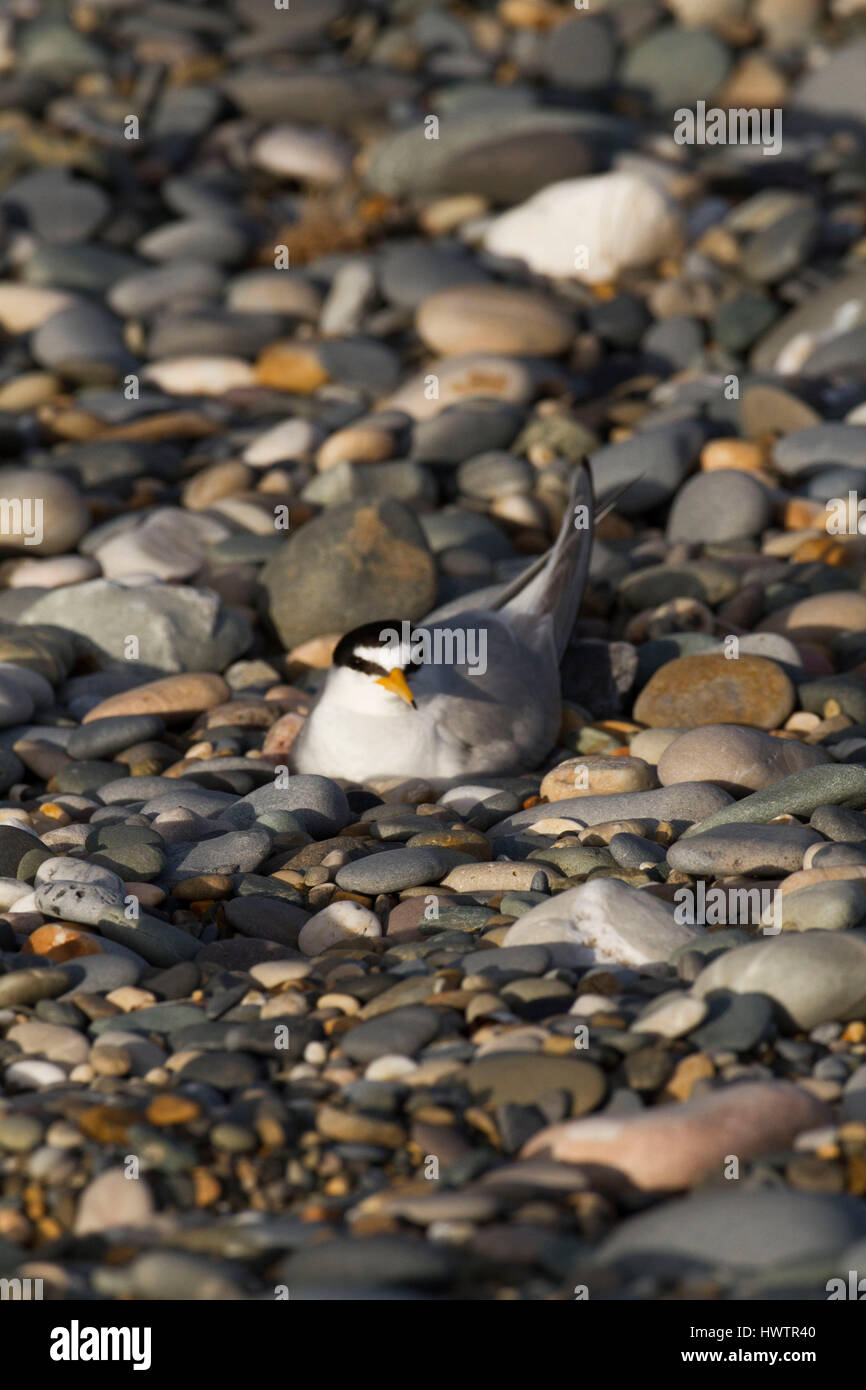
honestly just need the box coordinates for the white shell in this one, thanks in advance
[483,171,684,285]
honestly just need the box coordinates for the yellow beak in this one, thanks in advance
[376,667,416,708]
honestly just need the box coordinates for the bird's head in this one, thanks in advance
[330,620,419,712]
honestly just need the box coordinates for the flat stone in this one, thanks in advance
[340,1006,442,1063]
[416,284,573,358]
[596,1189,866,1273]
[74,1167,155,1235]
[683,766,866,838]
[634,653,795,730]
[461,1053,606,1118]
[262,498,436,650]
[692,929,866,1029]
[524,1081,829,1192]
[668,823,823,877]
[658,725,829,794]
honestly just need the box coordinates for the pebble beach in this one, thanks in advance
[3,0,866,1307]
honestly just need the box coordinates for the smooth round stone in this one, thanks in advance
[632,991,708,1039]
[658,725,829,795]
[503,877,699,969]
[298,900,382,955]
[2,169,108,243]
[147,310,285,361]
[493,783,731,840]
[713,292,780,353]
[540,756,656,803]
[6,1020,89,1065]
[0,966,70,1007]
[244,418,322,466]
[261,497,435,650]
[67,715,166,761]
[83,675,229,724]
[136,217,249,265]
[24,243,142,293]
[107,260,225,316]
[4,1058,67,1091]
[227,270,321,319]
[759,592,866,644]
[643,315,704,371]
[384,354,533,422]
[416,285,572,358]
[335,847,464,894]
[621,26,731,109]
[667,470,772,542]
[339,1006,442,1063]
[32,302,135,381]
[668,823,822,877]
[773,425,866,476]
[777,881,866,933]
[276,1232,455,1292]
[608,833,666,870]
[144,356,255,395]
[0,824,45,877]
[590,422,705,514]
[366,105,599,203]
[692,929,866,1029]
[456,451,532,501]
[483,171,683,285]
[164,830,271,883]
[542,15,617,91]
[0,283,72,333]
[597,1188,866,1272]
[800,675,866,726]
[6,554,98,590]
[811,806,866,843]
[791,37,866,133]
[222,895,308,948]
[750,268,866,374]
[524,1081,825,1193]
[0,1113,45,1152]
[742,206,819,285]
[461,1053,605,1117]
[634,653,795,731]
[217,776,350,837]
[177,1052,261,1091]
[379,242,491,310]
[686,766,866,839]
[0,673,34,728]
[0,467,89,556]
[74,1166,155,1235]
[411,401,524,465]
[251,124,353,186]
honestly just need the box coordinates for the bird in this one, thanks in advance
[289,461,596,787]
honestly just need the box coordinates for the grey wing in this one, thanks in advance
[412,612,560,773]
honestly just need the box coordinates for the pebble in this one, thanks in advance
[525,1082,829,1192]
[692,930,866,1029]
[483,171,683,284]
[597,1189,866,1273]
[668,823,823,877]
[658,725,829,794]
[504,879,700,969]
[298,901,382,956]
[416,285,573,358]
[634,654,795,731]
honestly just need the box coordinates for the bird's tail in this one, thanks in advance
[494,459,595,661]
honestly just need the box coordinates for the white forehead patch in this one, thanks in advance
[354,641,410,671]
